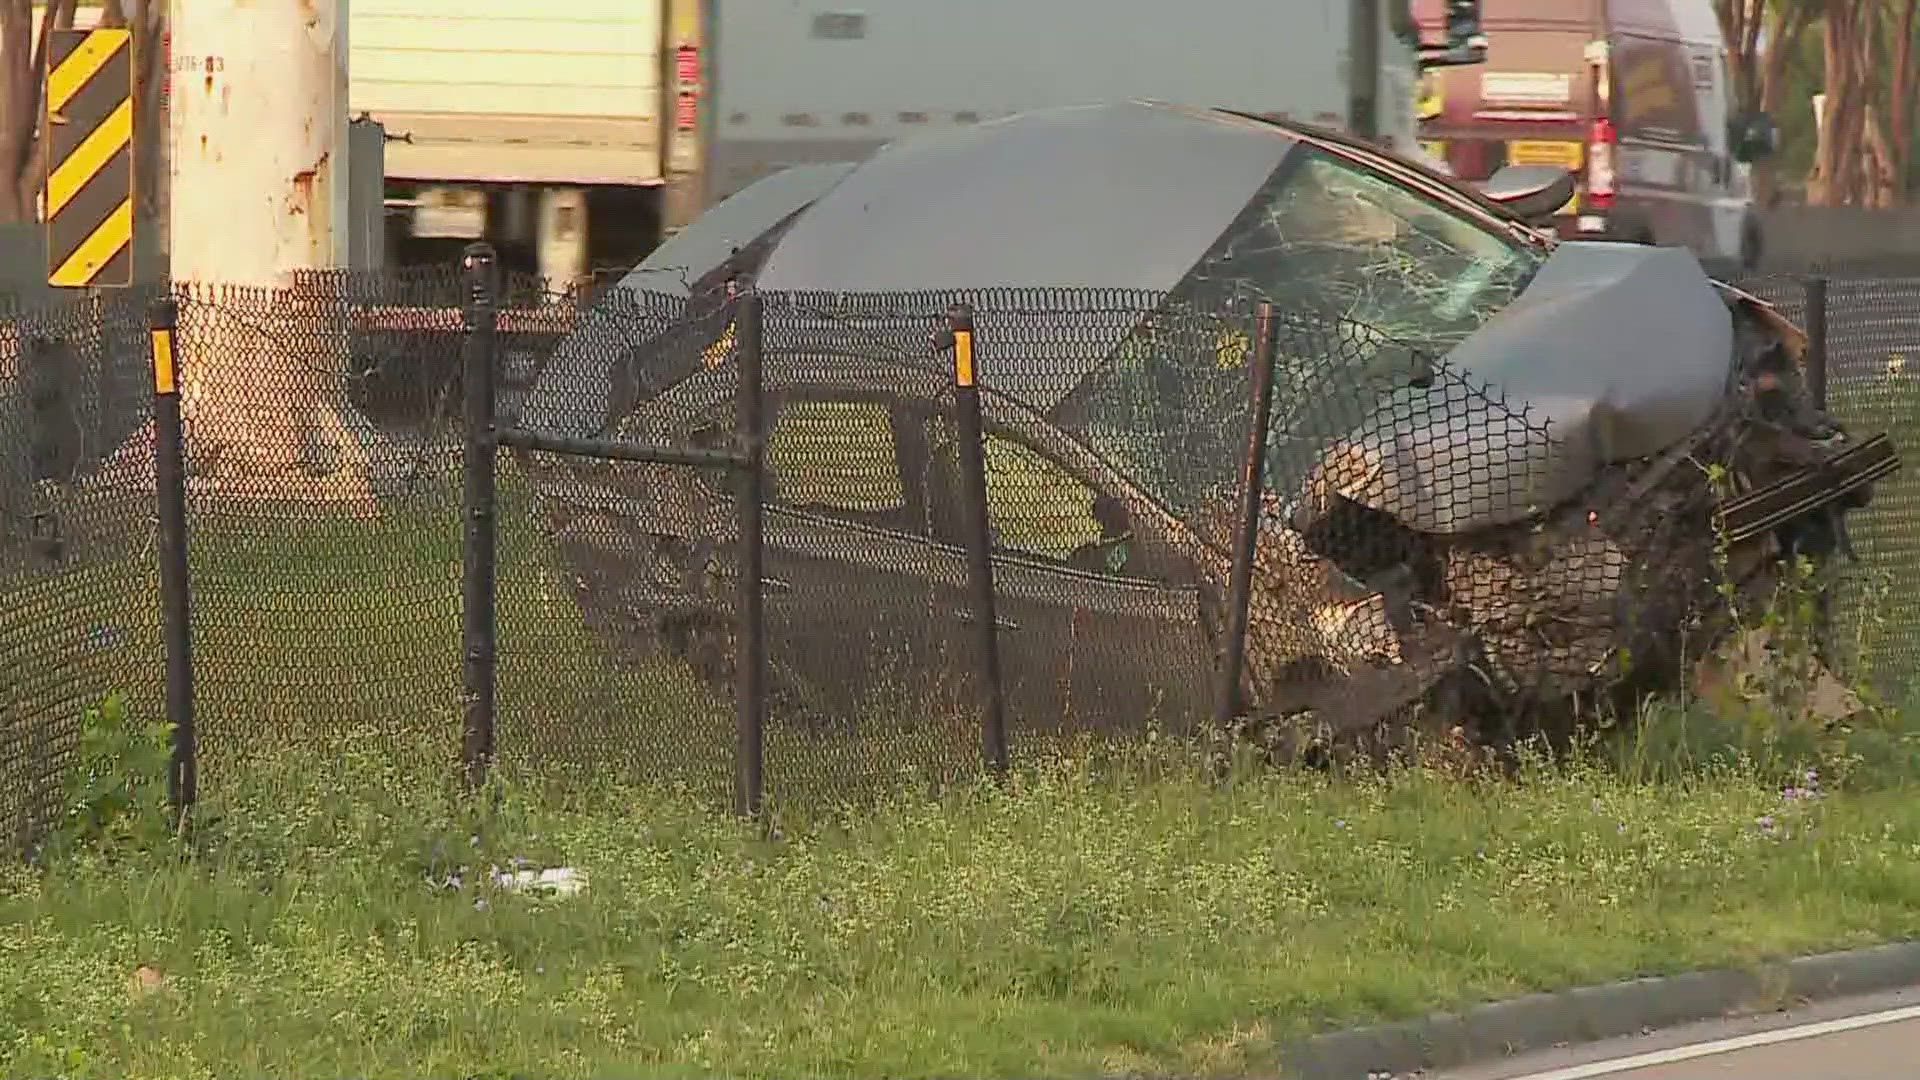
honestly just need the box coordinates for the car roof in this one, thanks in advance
[525,100,1553,440]
[755,100,1299,295]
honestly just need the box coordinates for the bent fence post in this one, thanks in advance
[460,242,501,789]
[149,297,196,813]
[734,291,768,819]
[1212,301,1280,733]
[1801,274,1834,654]
[947,303,1010,777]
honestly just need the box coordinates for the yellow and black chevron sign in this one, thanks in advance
[43,26,134,289]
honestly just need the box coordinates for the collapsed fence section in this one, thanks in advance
[1726,271,1920,690]
[739,288,1264,792]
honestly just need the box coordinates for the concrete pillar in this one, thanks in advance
[160,0,388,506]
[169,0,349,284]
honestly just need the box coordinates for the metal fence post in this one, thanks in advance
[733,291,768,819]
[1212,302,1280,732]
[1801,274,1835,659]
[460,242,500,788]
[149,297,196,813]
[947,303,1009,777]
[1804,275,1829,411]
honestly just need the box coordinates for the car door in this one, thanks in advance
[757,389,957,728]
[924,415,1211,737]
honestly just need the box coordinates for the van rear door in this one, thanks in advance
[1418,21,1593,226]
[1608,31,1731,257]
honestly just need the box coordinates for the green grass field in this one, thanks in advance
[8,727,1920,1079]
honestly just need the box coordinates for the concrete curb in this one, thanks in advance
[1280,940,1920,1079]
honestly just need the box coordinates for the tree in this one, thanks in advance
[97,0,166,257]
[1717,0,1822,204]
[1886,0,1918,200]
[0,1,166,246]
[1807,0,1918,206]
[0,0,78,224]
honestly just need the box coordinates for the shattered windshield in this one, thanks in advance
[1054,144,1544,520]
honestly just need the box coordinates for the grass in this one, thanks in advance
[1,473,728,791]
[7,723,1920,1079]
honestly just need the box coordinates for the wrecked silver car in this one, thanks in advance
[518,101,1897,749]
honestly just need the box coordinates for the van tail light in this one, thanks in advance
[1586,117,1618,209]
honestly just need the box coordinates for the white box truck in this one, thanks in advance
[349,0,704,284]
[702,0,1489,205]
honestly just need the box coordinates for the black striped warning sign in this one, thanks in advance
[43,27,134,288]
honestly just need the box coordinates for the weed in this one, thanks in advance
[45,692,178,863]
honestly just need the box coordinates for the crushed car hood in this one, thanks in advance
[1297,241,1736,534]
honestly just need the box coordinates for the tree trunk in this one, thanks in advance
[1889,0,1918,203]
[1862,102,1896,207]
[1755,1,1816,206]
[1858,3,1890,205]
[0,0,79,225]
[1716,0,1762,110]
[99,0,167,272]
[1811,0,1870,205]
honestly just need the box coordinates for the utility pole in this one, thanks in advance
[164,0,386,506]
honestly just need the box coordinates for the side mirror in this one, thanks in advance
[1478,165,1578,224]
[1730,112,1777,163]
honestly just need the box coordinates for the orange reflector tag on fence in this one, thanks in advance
[151,328,177,395]
[954,329,976,387]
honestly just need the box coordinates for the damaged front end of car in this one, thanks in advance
[1220,242,1900,763]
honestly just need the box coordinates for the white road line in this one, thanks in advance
[1497,1002,1920,1080]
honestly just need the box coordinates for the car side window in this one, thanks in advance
[926,420,1173,583]
[980,432,1108,564]
[765,398,911,528]
[1613,35,1707,148]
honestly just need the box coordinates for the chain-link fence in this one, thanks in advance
[0,287,159,849]
[1721,271,1920,691]
[0,265,591,850]
[2,258,1917,847]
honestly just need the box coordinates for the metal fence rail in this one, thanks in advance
[0,260,1915,847]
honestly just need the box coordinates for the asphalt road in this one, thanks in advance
[1433,986,1920,1080]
